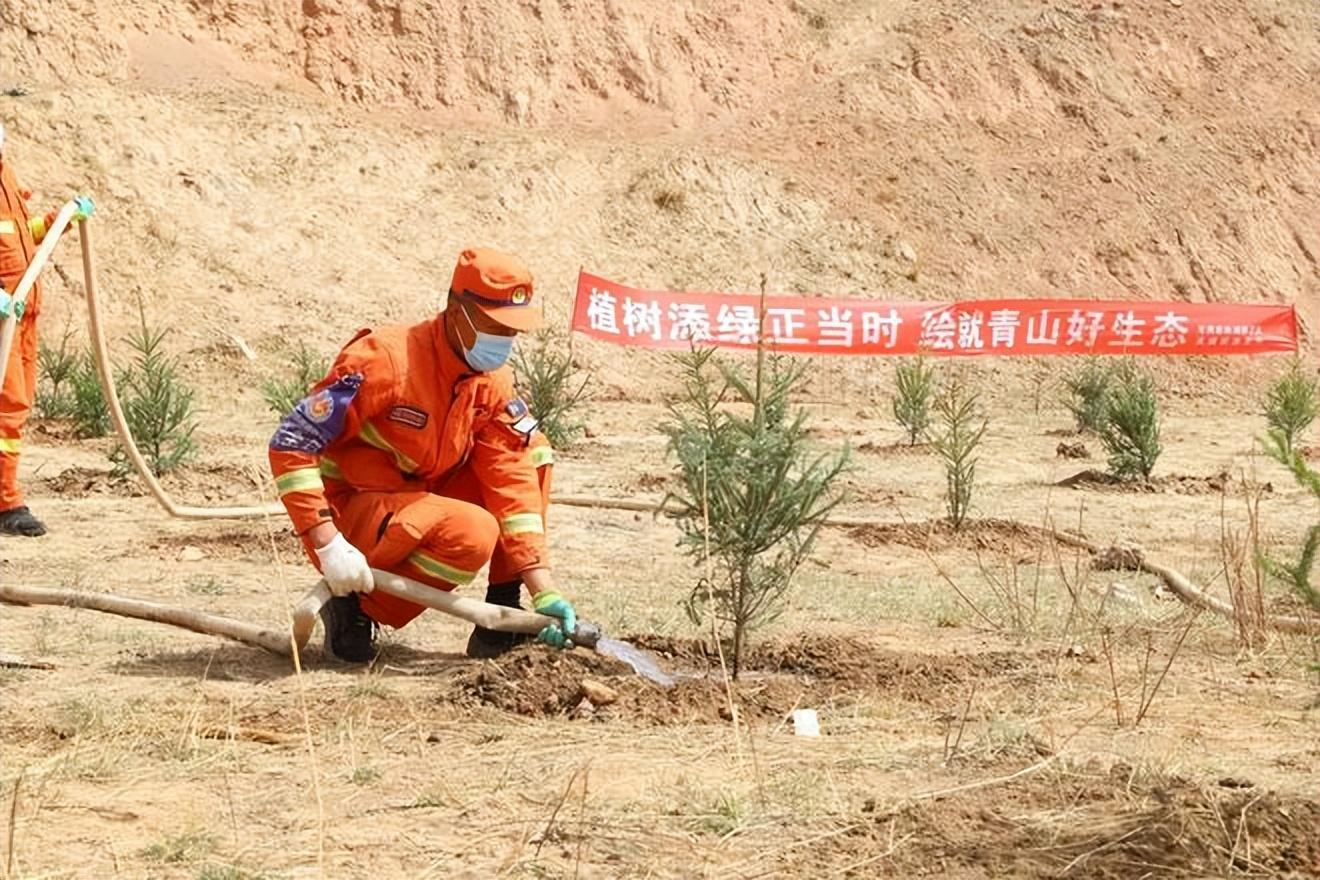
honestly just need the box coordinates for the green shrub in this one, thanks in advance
[261,343,329,415]
[661,342,847,677]
[1264,358,1318,456]
[1099,361,1161,481]
[140,830,214,864]
[110,308,198,476]
[1260,429,1320,612]
[892,356,938,445]
[35,328,78,419]
[512,327,591,449]
[931,374,987,529]
[69,354,111,438]
[1063,358,1114,433]
[36,326,112,437]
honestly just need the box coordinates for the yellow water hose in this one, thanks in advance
[80,218,284,519]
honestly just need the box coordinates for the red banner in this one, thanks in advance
[571,271,1298,356]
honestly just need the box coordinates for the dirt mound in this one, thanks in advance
[848,518,1060,556]
[857,441,933,457]
[39,462,269,505]
[1055,441,1090,459]
[40,465,137,497]
[1057,469,1274,495]
[451,646,796,724]
[450,634,1037,724]
[830,762,1320,878]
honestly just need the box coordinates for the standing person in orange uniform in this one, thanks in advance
[269,247,576,662]
[0,121,87,537]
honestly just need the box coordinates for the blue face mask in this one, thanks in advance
[459,304,515,372]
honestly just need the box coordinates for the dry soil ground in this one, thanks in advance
[3,399,1319,878]
[1,0,1319,877]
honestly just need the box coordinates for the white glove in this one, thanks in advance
[314,533,375,597]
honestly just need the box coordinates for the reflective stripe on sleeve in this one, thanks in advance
[530,446,554,468]
[0,438,20,454]
[275,467,324,497]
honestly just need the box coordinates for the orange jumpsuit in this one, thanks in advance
[0,158,57,511]
[268,314,553,629]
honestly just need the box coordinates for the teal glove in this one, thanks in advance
[72,195,95,221]
[0,292,23,320]
[537,624,571,649]
[533,590,577,650]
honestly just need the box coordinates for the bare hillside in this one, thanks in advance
[4,5,1320,878]
[4,0,807,125]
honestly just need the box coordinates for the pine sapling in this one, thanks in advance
[512,327,592,449]
[1260,429,1320,612]
[892,356,938,445]
[1264,357,1318,457]
[69,354,110,438]
[262,343,329,415]
[931,374,987,529]
[110,307,198,476]
[1063,358,1114,433]
[35,328,78,419]
[662,300,847,677]
[1099,361,1161,481]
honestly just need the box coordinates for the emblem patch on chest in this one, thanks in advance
[388,405,430,429]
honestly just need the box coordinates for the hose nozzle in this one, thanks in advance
[569,621,602,649]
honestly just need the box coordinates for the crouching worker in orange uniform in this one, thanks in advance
[268,247,575,662]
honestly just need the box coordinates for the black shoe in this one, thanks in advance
[465,580,532,659]
[0,506,46,537]
[319,593,377,663]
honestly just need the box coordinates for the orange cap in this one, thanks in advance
[450,247,542,332]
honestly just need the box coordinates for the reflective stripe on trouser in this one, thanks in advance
[0,313,38,509]
[313,490,500,630]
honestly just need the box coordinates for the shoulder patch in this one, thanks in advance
[388,405,429,429]
[505,397,529,420]
[306,389,335,423]
[269,373,362,454]
[303,374,360,428]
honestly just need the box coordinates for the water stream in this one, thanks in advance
[594,637,678,687]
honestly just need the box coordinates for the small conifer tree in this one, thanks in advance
[110,307,198,476]
[662,293,847,677]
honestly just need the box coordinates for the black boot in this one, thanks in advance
[319,593,377,663]
[465,580,532,659]
[0,506,46,537]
